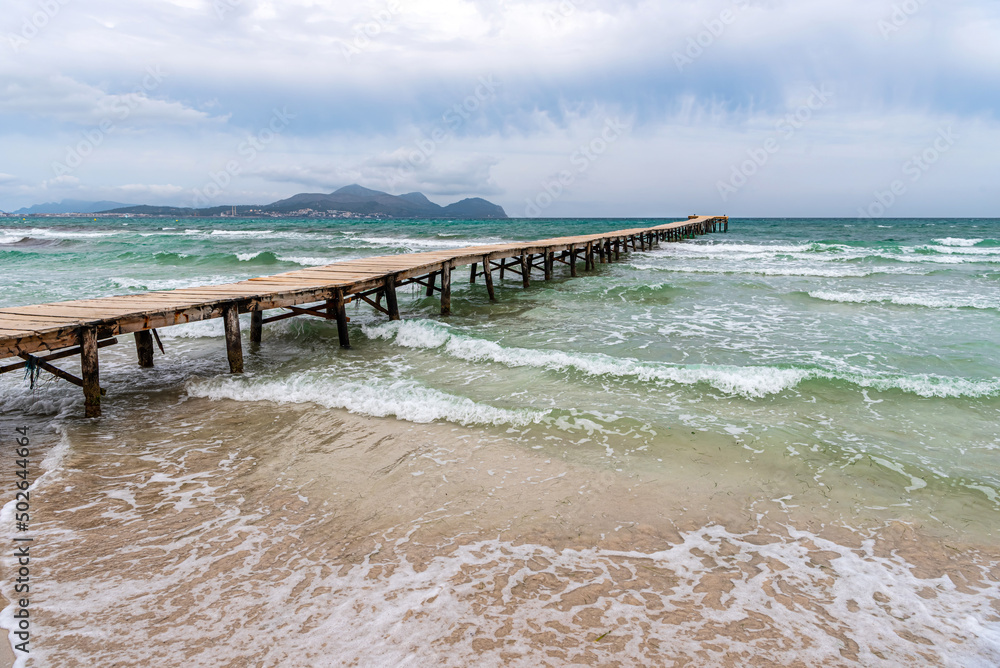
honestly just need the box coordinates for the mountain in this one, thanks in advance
[15,199,132,215]
[264,185,507,219]
[77,185,507,219]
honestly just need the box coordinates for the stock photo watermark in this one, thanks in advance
[191,107,296,206]
[717,84,834,203]
[857,125,958,221]
[524,117,629,217]
[544,0,577,30]
[213,0,242,20]
[878,0,929,39]
[341,1,401,61]
[674,0,750,72]
[384,76,501,190]
[51,66,167,178]
[7,0,71,52]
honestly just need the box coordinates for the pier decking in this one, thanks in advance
[0,216,728,416]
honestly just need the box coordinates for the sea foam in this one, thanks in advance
[363,320,1000,400]
[186,374,544,427]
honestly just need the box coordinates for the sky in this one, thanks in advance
[0,0,997,218]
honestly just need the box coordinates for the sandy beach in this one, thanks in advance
[6,391,996,666]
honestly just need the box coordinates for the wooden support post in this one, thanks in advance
[569,245,577,277]
[332,290,351,348]
[544,251,553,280]
[250,310,263,347]
[482,255,496,301]
[223,304,244,374]
[135,330,154,368]
[499,259,505,281]
[81,327,101,418]
[470,262,477,284]
[639,234,645,251]
[586,242,594,270]
[384,275,400,321]
[615,238,621,259]
[520,254,530,288]
[597,240,605,264]
[426,271,437,296]
[440,262,452,315]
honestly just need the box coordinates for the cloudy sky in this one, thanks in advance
[1,0,997,217]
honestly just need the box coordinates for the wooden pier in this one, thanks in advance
[0,216,727,417]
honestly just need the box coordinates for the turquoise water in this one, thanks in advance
[3,216,1000,665]
[2,216,998,499]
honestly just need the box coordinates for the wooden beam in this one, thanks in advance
[482,255,496,301]
[544,251,553,280]
[222,304,243,374]
[81,327,101,418]
[426,271,437,297]
[1,338,117,375]
[520,254,530,288]
[357,293,390,316]
[135,330,154,368]
[470,262,477,284]
[383,275,400,321]
[570,245,577,277]
[440,262,452,315]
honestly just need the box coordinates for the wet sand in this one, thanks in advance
[4,394,999,666]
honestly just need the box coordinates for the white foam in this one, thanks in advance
[358,235,469,250]
[363,320,809,399]
[235,251,262,261]
[935,238,985,247]
[633,264,880,278]
[186,374,545,427]
[21,521,1000,666]
[111,275,244,292]
[0,234,25,244]
[276,255,335,266]
[363,320,1000,400]
[809,290,1000,310]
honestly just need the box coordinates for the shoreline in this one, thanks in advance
[7,395,998,665]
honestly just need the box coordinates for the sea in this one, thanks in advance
[0,216,998,667]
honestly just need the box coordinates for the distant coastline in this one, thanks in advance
[5,184,508,220]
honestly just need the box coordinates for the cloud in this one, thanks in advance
[0,69,225,127]
[1,0,998,214]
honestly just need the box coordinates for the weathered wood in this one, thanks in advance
[222,304,244,374]
[544,251,553,280]
[440,262,452,315]
[1,216,727,370]
[483,256,496,301]
[383,275,400,321]
[333,290,351,348]
[250,310,263,346]
[135,330,155,368]
[586,242,594,271]
[470,262,477,284]
[520,254,530,288]
[81,327,101,418]
[1,338,117,375]
[426,271,437,297]
[570,245,578,277]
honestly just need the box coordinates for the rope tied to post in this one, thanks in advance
[23,355,41,391]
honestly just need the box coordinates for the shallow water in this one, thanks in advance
[1,217,999,665]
